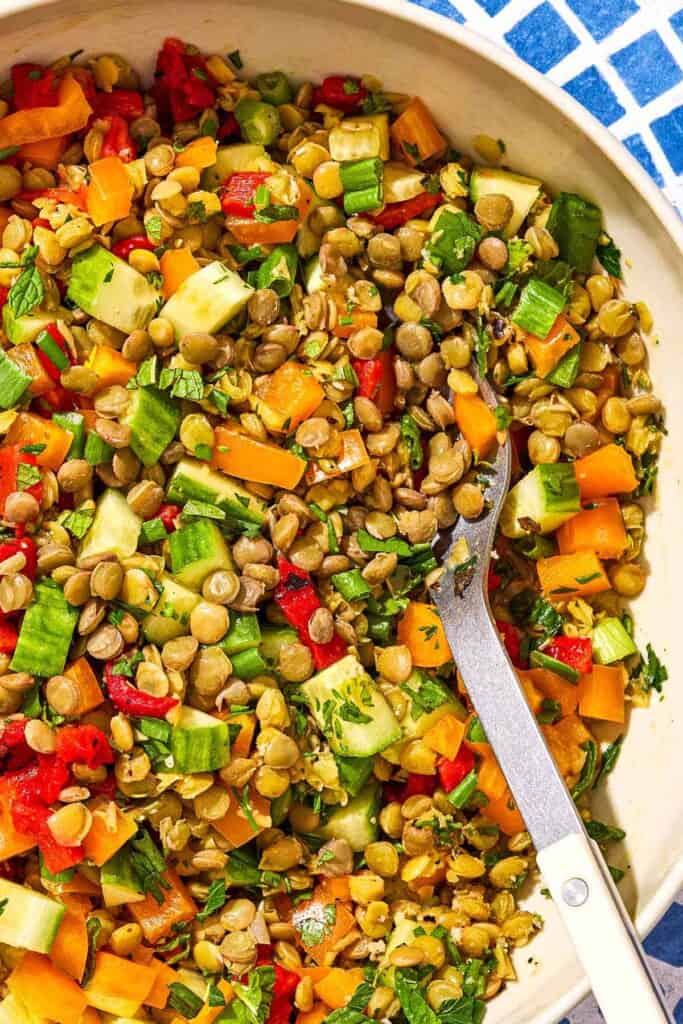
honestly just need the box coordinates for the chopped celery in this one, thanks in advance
[234,98,281,146]
[592,617,638,665]
[511,278,565,338]
[256,244,298,297]
[344,183,383,214]
[340,157,383,192]
[255,71,292,106]
[546,191,602,273]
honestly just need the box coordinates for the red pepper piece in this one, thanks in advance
[313,75,367,112]
[157,503,181,533]
[0,621,18,654]
[92,89,145,121]
[0,536,37,580]
[56,725,114,769]
[153,38,216,124]
[0,286,8,308]
[37,384,78,414]
[111,235,157,260]
[104,662,179,718]
[69,66,97,108]
[220,172,271,219]
[218,112,239,140]
[352,348,395,416]
[402,773,437,799]
[495,619,525,669]
[17,187,89,211]
[543,635,593,675]
[438,745,475,793]
[101,113,137,163]
[35,323,72,382]
[39,829,85,874]
[274,557,347,671]
[369,191,442,230]
[37,754,71,803]
[11,64,60,110]
[89,772,117,799]
[0,719,27,751]
[0,447,42,518]
[487,567,502,592]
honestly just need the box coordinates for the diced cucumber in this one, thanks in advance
[500,463,580,538]
[142,574,200,644]
[79,488,142,562]
[336,754,375,797]
[122,385,181,467]
[167,457,266,526]
[67,244,159,334]
[0,878,64,953]
[160,261,253,339]
[201,143,276,191]
[382,671,466,765]
[301,653,401,756]
[84,430,114,466]
[469,167,542,238]
[171,706,230,773]
[169,518,233,590]
[592,617,638,665]
[318,783,380,852]
[260,625,297,664]
[11,581,78,678]
[100,847,145,907]
[52,412,85,459]
[2,306,57,346]
[548,343,582,388]
[0,348,29,408]
[383,161,426,204]
[230,646,268,680]
[221,613,261,656]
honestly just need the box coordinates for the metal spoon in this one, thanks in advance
[429,365,673,1023]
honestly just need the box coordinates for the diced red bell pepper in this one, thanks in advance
[312,75,367,112]
[101,113,137,162]
[69,66,97,108]
[0,447,43,516]
[157,503,181,532]
[369,191,442,230]
[17,186,88,211]
[0,535,38,580]
[92,89,145,121]
[543,635,593,675]
[487,567,502,592]
[55,725,114,769]
[0,286,8,308]
[496,619,525,669]
[111,235,157,260]
[220,172,271,219]
[104,662,179,718]
[438,745,475,793]
[11,64,60,110]
[153,37,217,124]
[403,773,437,798]
[37,754,71,803]
[40,832,86,874]
[275,557,347,670]
[35,323,72,382]
[37,384,79,414]
[352,347,396,416]
[0,620,18,655]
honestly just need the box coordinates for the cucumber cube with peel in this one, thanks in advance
[67,244,159,334]
[169,518,234,591]
[500,463,580,538]
[0,878,65,953]
[160,261,254,339]
[171,707,230,773]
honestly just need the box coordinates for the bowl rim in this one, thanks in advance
[3,0,683,1016]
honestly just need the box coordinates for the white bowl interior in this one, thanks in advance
[2,1,682,1020]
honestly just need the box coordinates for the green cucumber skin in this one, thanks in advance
[52,412,85,459]
[171,719,230,773]
[221,613,261,656]
[169,519,232,590]
[85,431,114,466]
[318,784,381,851]
[230,646,268,680]
[0,349,30,409]
[67,244,158,334]
[336,755,375,797]
[11,582,78,678]
[0,877,65,954]
[167,458,266,526]
[125,386,181,467]
[259,625,297,664]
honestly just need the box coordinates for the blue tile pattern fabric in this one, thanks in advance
[401,0,683,1018]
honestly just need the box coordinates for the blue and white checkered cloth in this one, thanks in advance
[405,1,683,1020]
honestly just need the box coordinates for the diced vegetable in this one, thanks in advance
[82,798,137,866]
[6,411,72,468]
[0,348,30,408]
[68,244,159,335]
[122,385,181,466]
[166,457,267,526]
[142,574,199,644]
[49,900,88,981]
[546,191,602,273]
[170,707,230,773]
[160,247,200,298]
[469,167,542,237]
[453,392,498,459]
[234,97,281,145]
[0,878,64,953]
[255,243,298,297]
[397,602,452,667]
[129,867,196,943]
[7,342,52,396]
[522,314,581,378]
[0,73,92,148]
[86,155,134,225]
[8,953,87,1024]
[79,488,142,563]
[591,617,638,665]
[574,444,639,500]
[536,551,611,599]
[426,208,481,275]
[52,411,85,459]
[390,97,447,165]
[84,951,157,1017]
[500,463,580,538]
[422,712,466,759]
[557,497,628,560]
[212,426,306,489]
[169,518,233,590]
[252,360,324,432]
[212,787,270,849]
[317,784,381,851]
[578,664,626,723]
[481,789,524,836]
[160,260,253,338]
[512,279,565,340]
[519,667,578,718]
[11,581,78,677]
[174,135,217,169]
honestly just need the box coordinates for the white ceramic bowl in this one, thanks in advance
[2,1,682,1020]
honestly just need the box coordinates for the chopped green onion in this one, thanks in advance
[35,330,69,371]
[140,517,168,544]
[447,769,479,808]
[425,209,481,275]
[339,157,383,193]
[343,183,383,215]
[591,617,638,665]
[547,343,582,388]
[530,649,580,684]
[255,71,292,106]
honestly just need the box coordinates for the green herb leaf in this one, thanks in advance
[197,878,227,920]
[8,255,43,319]
[16,463,41,490]
[62,505,95,540]
[228,49,243,69]
[596,236,622,279]
[400,414,423,470]
[596,734,623,784]
[641,643,668,693]
[494,404,512,430]
[145,214,163,243]
[585,819,626,844]
[571,740,598,801]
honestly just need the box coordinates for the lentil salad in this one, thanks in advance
[0,37,667,1024]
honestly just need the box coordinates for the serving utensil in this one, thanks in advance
[429,367,673,1023]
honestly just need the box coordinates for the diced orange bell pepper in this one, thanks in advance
[212,426,306,489]
[175,135,218,169]
[129,868,197,944]
[227,179,312,245]
[9,952,88,1024]
[50,899,88,981]
[522,314,580,378]
[226,712,256,759]
[332,297,378,339]
[160,246,199,299]
[0,779,35,859]
[477,754,508,802]
[536,551,610,599]
[213,789,271,850]
[314,967,366,1008]
[524,666,578,718]
[518,671,544,714]
[84,951,157,1017]
[5,411,72,469]
[82,797,137,867]
[18,135,69,169]
[63,657,104,715]
[0,73,92,149]
[255,361,324,431]
[306,428,370,484]
[141,956,178,1009]
[423,712,466,759]
[574,443,639,500]
[297,1004,329,1024]
[482,789,525,835]
[453,392,498,459]
[556,497,628,561]
[85,344,137,391]
[7,342,52,396]
[578,664,626,723]
[397,601,452,667]
[86,155,134,227]
[314,877,351,903]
